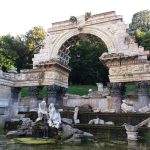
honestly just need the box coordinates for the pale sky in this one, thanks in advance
[0,0,150,36]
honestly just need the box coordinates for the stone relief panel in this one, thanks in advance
[109,64,150,76]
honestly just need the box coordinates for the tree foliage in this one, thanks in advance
[0,26,46,71]
[69,39,109,85]
[129,10,150,32]
[0,34,17,71]
[25,26,46,54]
[135,30,150,50]
[129,10,150,51]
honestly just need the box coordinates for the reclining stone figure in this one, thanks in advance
[121,99,136,113]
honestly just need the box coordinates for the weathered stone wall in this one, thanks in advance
[0,63,69,88]
[0,85,12,124]
[63,94,150,112]
[63,95,113,112]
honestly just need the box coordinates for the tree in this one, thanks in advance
[135,30,150,50]
[0,34,17,71]
[69,39,109,85]
[129,10,150,32]
[25,26,46,54]
[129,10,150,51]
[21,26,46,70]
[0,26,46,72]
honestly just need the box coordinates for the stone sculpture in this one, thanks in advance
[36,100,48,122]
[69,16,77,24]
[88,117,114,125]
[61,123,94,143]
[138,105,150,113]
[6,118,33,138]
[124,118,150,141]
[88,118,104,125]
[48,103,61,129]
[89,83,110,97]
[73,106,80,124]
[121,99,136,113]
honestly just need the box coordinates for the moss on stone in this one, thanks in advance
[8,137,56,145]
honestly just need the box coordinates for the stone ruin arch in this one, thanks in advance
[33,11,144,67]
[0,11,150,115]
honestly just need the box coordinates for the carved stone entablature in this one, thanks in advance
[0,60,70,88]
[109,63,150,76]
[35,58,71,71]
[0,78,15,87]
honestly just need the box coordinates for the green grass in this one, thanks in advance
[38,86,47,98]
[21,85,97,97]
[125,83,137,95]
[21,83,143,97]
[0,124,4,135]
[66,85,97,96]
[8,137,56,145]
[21,87,30,97]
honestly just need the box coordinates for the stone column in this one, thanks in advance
[10,87,21,117]
[135,82,149,109]
[47,85,66,106]
[11,87,21,103]
[109,83,125,112]
[29,86,39,110]
[57,87,67,106]
[47,85,60,105]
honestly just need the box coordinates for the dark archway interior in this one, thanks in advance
[58,33,109,85]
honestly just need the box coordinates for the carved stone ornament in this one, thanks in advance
[77,15,85,31]
[85,12,91,21]
[69,16,77,24]
[69,15,86,31]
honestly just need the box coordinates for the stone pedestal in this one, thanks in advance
[135,82,149,109]
[128,140,138,149]
[126,131,138,141]
[110,83,125,112]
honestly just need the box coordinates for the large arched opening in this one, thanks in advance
[57,33,109,93]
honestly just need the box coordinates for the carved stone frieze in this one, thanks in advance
[109,63,150,76]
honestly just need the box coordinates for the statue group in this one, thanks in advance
[36,99,61,129]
